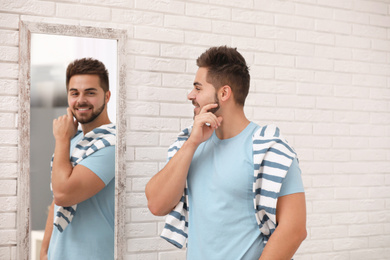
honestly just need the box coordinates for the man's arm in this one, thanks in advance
[259,192,307,260]
[51,108,105,207]
[145,140,198,216]
[40,200,54,260]
[145,104,222,216]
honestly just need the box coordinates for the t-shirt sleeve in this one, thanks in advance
[79,146,115,185]
[278,157,304,197]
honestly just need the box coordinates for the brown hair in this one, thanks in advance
[66,58,109,92]
[196,46,250,106]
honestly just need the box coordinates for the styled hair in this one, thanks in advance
[66,58,109,92]
[196,46,250,106]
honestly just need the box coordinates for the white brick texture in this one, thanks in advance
[1,0,390,259]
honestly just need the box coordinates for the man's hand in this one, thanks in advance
[40,201,54,260]
[53,108,78,141]
[188,103,223,146]
[259,193,307,259]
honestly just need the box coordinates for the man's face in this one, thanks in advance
[67,74,109,124]
[188,67,220,118]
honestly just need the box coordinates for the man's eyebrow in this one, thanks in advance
[84,88,98,91]
[69,88,98,92]
[193,82,202,87]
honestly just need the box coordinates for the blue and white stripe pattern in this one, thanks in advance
[52,123,116,232]
[160,124,296,248]
[160,127,192,248]
[252,124,296,240]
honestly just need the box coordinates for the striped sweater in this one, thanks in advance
[160,124,297,249]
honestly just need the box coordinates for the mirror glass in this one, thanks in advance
[29,34,117,259]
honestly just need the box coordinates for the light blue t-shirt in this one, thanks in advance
[48,132,115,260]
[187,122,304,260]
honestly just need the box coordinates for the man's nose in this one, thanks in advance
[187,89,195,100]
[77,93,87,103]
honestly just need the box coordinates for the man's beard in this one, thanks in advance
[73,100,105,124]
[193,93,220,118]
[209,93,220,114]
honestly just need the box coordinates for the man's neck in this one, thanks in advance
[81,114,111,134]
[214,108,250,140]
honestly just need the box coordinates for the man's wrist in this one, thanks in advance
[55,136,71,144]
[184,137,200,150]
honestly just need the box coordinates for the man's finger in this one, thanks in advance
[73,117,79,128]
[200,103,218,114]
[196,113,221,129]
[67,107,73,118]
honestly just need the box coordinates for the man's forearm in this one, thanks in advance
[146,106,221,216]
[51,107,78,195]
[51,139,73,197]
[145,140,198,216]
[259,193,307,260]
[40,201,54,260]
[259,225,306,260]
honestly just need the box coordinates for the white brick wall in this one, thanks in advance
[0,8,19,259]
[1,0,389,259]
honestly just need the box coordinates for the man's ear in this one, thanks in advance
[105,90,111,103]
[219,85,232,102]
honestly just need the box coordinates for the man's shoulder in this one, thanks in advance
[170,126,192,146]
[89,123,116,147]
[252,124,297,157]
[93,123,116,136]
[252,124,282,140]
[71,130,84,143]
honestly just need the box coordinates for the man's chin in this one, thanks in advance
[74,115,92,124]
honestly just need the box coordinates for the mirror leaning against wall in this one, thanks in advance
[17,22,127,260]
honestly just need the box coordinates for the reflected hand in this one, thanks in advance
[40,248,48,260]
[188,103,223,146]
[53,107,78,141]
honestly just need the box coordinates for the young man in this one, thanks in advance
[145,46,306,259]
[40,58,116,260]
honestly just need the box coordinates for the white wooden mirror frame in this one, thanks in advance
[17,21,127,260]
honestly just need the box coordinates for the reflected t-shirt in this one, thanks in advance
[48,132,115,260]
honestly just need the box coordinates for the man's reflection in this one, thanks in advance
[40,58,116,260]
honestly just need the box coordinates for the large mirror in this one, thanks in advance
[18,22,127,260]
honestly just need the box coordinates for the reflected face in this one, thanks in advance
[188,67,220,117]
[67,74,109,124]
